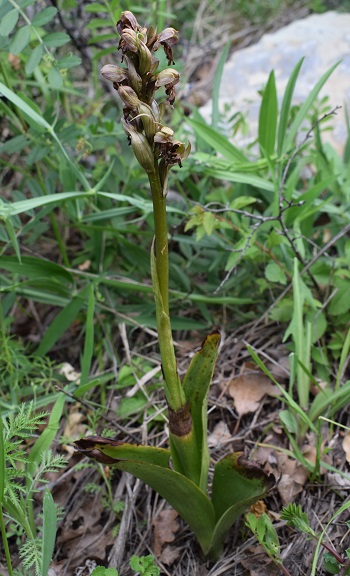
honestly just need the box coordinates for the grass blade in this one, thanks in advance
[80,285,95,387]
[277,58,304,156]
[283,62,340,154]
[211,41,230,130]
[41,489,57,576]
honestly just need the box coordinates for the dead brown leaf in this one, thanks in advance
[159,544,181,565]
[228,364,279,416]
[208,421,231,447]
[152,509,180,556]
[276,453,308,505]
[342,431,350,462]
[241,544,280,575]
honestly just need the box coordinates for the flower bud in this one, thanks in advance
[155,69,180,88]
[117,11,139,35]
[137,102,158,140]
[138,41,153,75]
[154,126,174,144]
[100,64,127,84]
[123,121,155,174]
[117,85,139,110]
[120,28,138,52]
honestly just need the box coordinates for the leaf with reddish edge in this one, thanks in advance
[208,453,276,560]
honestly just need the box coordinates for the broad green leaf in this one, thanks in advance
[42,489,57,576]
[32,6,57,26]
[84,2,110,11]
[208,453,275,560]
[44,32,70,47]
[48,67,63,89]
[25,44,43,74]
[75,437,216,554]
[9,24,30,54]
[75,437,171,467]
[187,118,248,163]
[258,70,278,157]
[36,285,90,355]
[91,568,118,576]
[265,262,287,285]
[283,62,340,154]
[0,8,19,36]
[58,54,81,69]
[182,332,220,491]
[0,135,30,155]
[277,58,304,155]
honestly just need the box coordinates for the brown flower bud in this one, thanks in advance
[155,69,180,88]
[117,11,139,35]
[120,28,138,53]
[100,64,127,84]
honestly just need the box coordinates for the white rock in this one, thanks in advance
[200,11,350,155]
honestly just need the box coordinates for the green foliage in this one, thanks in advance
[246,513,281,563]
[0,402,65,575]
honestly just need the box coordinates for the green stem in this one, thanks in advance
[148,168,169,314]
[148,168,186,411]
[0,507,13,576]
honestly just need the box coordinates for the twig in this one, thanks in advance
[210,106,342,293]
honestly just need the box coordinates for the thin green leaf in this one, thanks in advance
[41,489,57,576]
[4,217,21,263]
[203,167,274,191]
[27,393,65,474]
[80,285,95,387]
[258,70,278,157]
[212,41,230,130]
[277,57,304,155]
[283,62,340,154]
[187,118,248,162]
[36,285,90,355]
[0,191,92,217]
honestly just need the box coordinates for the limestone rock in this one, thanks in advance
[200,11,350,155]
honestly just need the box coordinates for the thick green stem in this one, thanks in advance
[148,168,186,411]
[148,168,169,314]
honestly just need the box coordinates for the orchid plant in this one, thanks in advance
[76,11,275,561]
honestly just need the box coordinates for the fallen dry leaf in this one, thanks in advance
[159,544,181,565]
[208,421,231,447]
[241,545,280,575]
[342,431,350,462]
[228,365,279,416]
[152,509,180,556]
[276,453,308,505]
